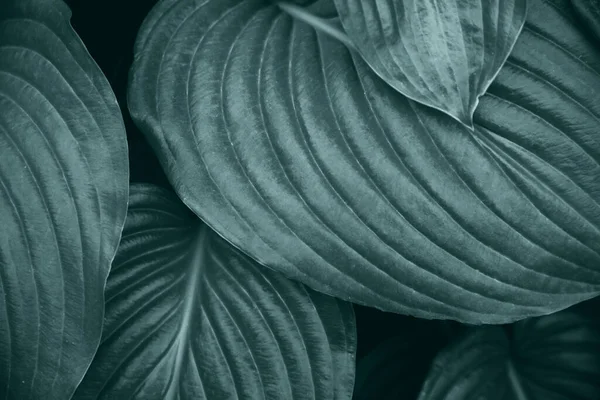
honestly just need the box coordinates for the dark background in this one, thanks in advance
[65,0,170,188]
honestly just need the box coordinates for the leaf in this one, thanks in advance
[0,0,129,399]
[74,184,356,400]
[128,0,600,324]
[278,3,355,49]
[278,0,335,14]
[332,0,528,127]
[418,307,600,399]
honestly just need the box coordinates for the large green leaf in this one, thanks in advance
[332,0,528,127]
[74,184,356,400]
[0,0,129,398]
[418,305,600,399]
[128,0,600,324]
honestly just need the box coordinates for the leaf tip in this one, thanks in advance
[448,109,475,131]
[461,117,475,131]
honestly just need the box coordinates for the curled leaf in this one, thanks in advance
[333,0,528,127]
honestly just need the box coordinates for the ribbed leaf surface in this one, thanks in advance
[419,307,600,399]
[128,0,600,324]
[0,1,129,398]
[74,184,356,400]
[333,0,528,127]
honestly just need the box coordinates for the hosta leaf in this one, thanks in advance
[74,184,356,400]
[332,0,528,127]
[0,1,129,399]
[128,0,600,324]
[277,2,354,49]
[279,0,338,17]
[418,306,600,399]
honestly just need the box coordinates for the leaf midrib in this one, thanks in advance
[507,358,530,400]
[165,225,207,400]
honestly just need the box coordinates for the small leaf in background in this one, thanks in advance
[333,0,528,127]
[418,306,600,399]
[128,0,600,324]
[0,0,129,398]
[74,184,356,400]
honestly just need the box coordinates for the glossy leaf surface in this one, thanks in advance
[129,0,600,324]
[74,184,356,400]
[0,0,129,398]
[333,0,528,127]
[418,307,600,399]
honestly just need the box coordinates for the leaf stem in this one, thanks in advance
[277,2,356,50]
[165,225,207,399]
[506,359,529,400]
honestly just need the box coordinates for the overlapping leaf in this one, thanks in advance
[418,307,600,399]
[0,0,129,398]
[128,0,600,324]
[74,184,356,400]
[332,0,528,127]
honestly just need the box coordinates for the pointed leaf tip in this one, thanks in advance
[333,0,528,124]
